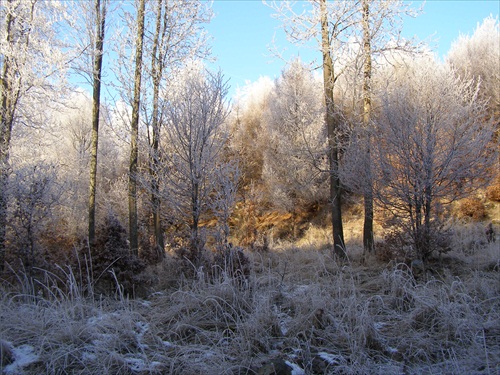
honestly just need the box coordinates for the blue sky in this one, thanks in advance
[206,0,500,99]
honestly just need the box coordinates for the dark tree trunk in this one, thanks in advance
[0,3,19,272]
[362,0,375,257]
[88,0,107,249]
[320,0,345,259]
[149,0,165,259]
[129,0,146,257]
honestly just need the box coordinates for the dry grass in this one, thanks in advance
[1,220,499,374]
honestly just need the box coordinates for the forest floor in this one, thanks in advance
[0,218,499,374]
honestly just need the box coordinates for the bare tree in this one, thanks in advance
[209,161,240,250]
[162,66,230,266]
[360,0,374,256]
[447,16,500,124]
[266,0,360,258]
[142,0,212,259]
[358,0,420,257]
[7,162,63,273]
[263,58,327,212]
[0,0,68,271]
[229,76,274,189]
[69,0,110,249]
[69,0,116,247]
[372,57,496,260]
[320,0,357,258]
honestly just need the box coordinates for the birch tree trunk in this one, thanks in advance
[129,0,146,257]
[361,0,374,257]
[0,6,15,272]
[149,0,165,259]
[320,0,345,258]
[88,0,107,249]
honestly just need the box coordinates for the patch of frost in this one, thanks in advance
[318,351,343,365]
[285,360,305,375]
[387,346,399,354]
[278,312,292,335]
[125,357,147,372]
[81,350,97,362]
[124,356,162,372]
[162,341,174,348]
[282,284,310,299]
[134,321,150,350]
[3,344,39,375]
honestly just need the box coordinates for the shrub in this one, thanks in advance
[376,228,412,263]
[84,212,146,295]
[457,197,487,221]
[377,222,452,263]
[212,243,251,286]
[486,176,500,202]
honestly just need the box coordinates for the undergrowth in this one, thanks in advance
[0,225,499,374]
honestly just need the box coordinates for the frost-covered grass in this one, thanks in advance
[1,227,499,374]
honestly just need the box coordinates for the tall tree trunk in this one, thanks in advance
[88,0,107,249]
[191,181,201,265]
[0,58,12,274]
[149,0,165,259]
[362,0,374,257]
[129,0,146,257]
[320,0,345,259]
[0,3,17,272]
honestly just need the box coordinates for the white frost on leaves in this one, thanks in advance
[285,360,305,375]
[134,321,150,350]
[273,305,292,335]
[139,299,152,307]
[81,350,97,362]
[162,340,175,348]
[3,344,39,375]
[87,311,121,325]
[281,284,311,299]
[318,351,344,365]
[387,346,399,354]
[124,357,162,372]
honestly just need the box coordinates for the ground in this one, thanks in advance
[1,217,498,374]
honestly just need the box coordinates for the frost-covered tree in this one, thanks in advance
[162,67,230,265]
[339,0,421,256]
[68,0,110,248]
[7,161,63,273]
[266,0,362,257]
[0,0,68,271]
[263,59,327,211]
[88,0,108,249]
[54,94,93,237]
[52,92,121,240]
[142,0,212,258]
[230,76,274,190]
[372,57,496,261]
[129,0,146,257]
[447,16,500,123]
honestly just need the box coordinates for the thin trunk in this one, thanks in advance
[362,0,374,256]
[0,3,15,272]
[149,0,165,259]
[129,0,146,257]
[320,0,345,258]
[191,181,201,265]
[89,0,107,249]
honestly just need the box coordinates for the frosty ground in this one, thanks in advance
[1,222,499,375]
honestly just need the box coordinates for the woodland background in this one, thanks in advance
[0,1,499,374]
